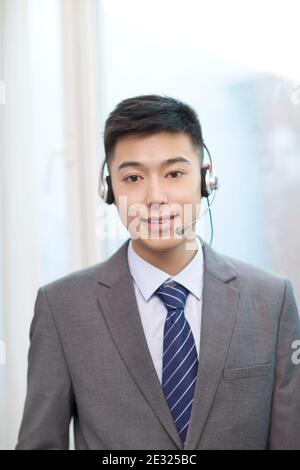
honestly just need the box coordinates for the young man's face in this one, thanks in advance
[109,131,204,252]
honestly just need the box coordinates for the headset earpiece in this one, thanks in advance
[201,167,209,198]
[98,160,115,205]
[105,175,115,205]
[201,166,219,198]
[200,142,219,198]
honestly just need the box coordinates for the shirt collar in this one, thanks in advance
[127,235,204,302]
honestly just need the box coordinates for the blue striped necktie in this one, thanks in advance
[154,281,199,448]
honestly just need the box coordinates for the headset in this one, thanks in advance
[98,142,219,245]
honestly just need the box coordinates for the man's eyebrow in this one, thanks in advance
[117,156,191,172]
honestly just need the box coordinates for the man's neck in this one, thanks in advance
[131,237,199,276]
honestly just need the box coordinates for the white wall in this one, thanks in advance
[0,0,5,450]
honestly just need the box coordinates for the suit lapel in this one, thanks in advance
[96,238,239,450]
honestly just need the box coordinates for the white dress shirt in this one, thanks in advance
[127,235,204,385]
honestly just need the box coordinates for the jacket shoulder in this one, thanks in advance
[224,252,285,283]
[41,261,106,299]
[219,251,288,301]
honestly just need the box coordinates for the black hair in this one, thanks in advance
[103,94,204,169]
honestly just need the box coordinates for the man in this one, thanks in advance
[16,95,300,450]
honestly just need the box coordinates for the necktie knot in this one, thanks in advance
[154,281,190,313]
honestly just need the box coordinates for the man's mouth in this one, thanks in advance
[142,214,178,223]
[140,214,179,230]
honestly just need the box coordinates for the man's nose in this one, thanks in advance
[145,177,168,206]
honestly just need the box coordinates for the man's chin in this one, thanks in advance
[132,233,184,252]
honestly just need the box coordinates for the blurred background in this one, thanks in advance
[0,0,299,450]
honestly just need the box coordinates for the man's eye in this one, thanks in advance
[167,171,183,178]
[124,175,142,183]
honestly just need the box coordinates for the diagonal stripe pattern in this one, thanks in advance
[154,281,198,447]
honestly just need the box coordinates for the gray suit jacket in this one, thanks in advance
[16,239,300,450]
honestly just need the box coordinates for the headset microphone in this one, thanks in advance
[175,188,217,236]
